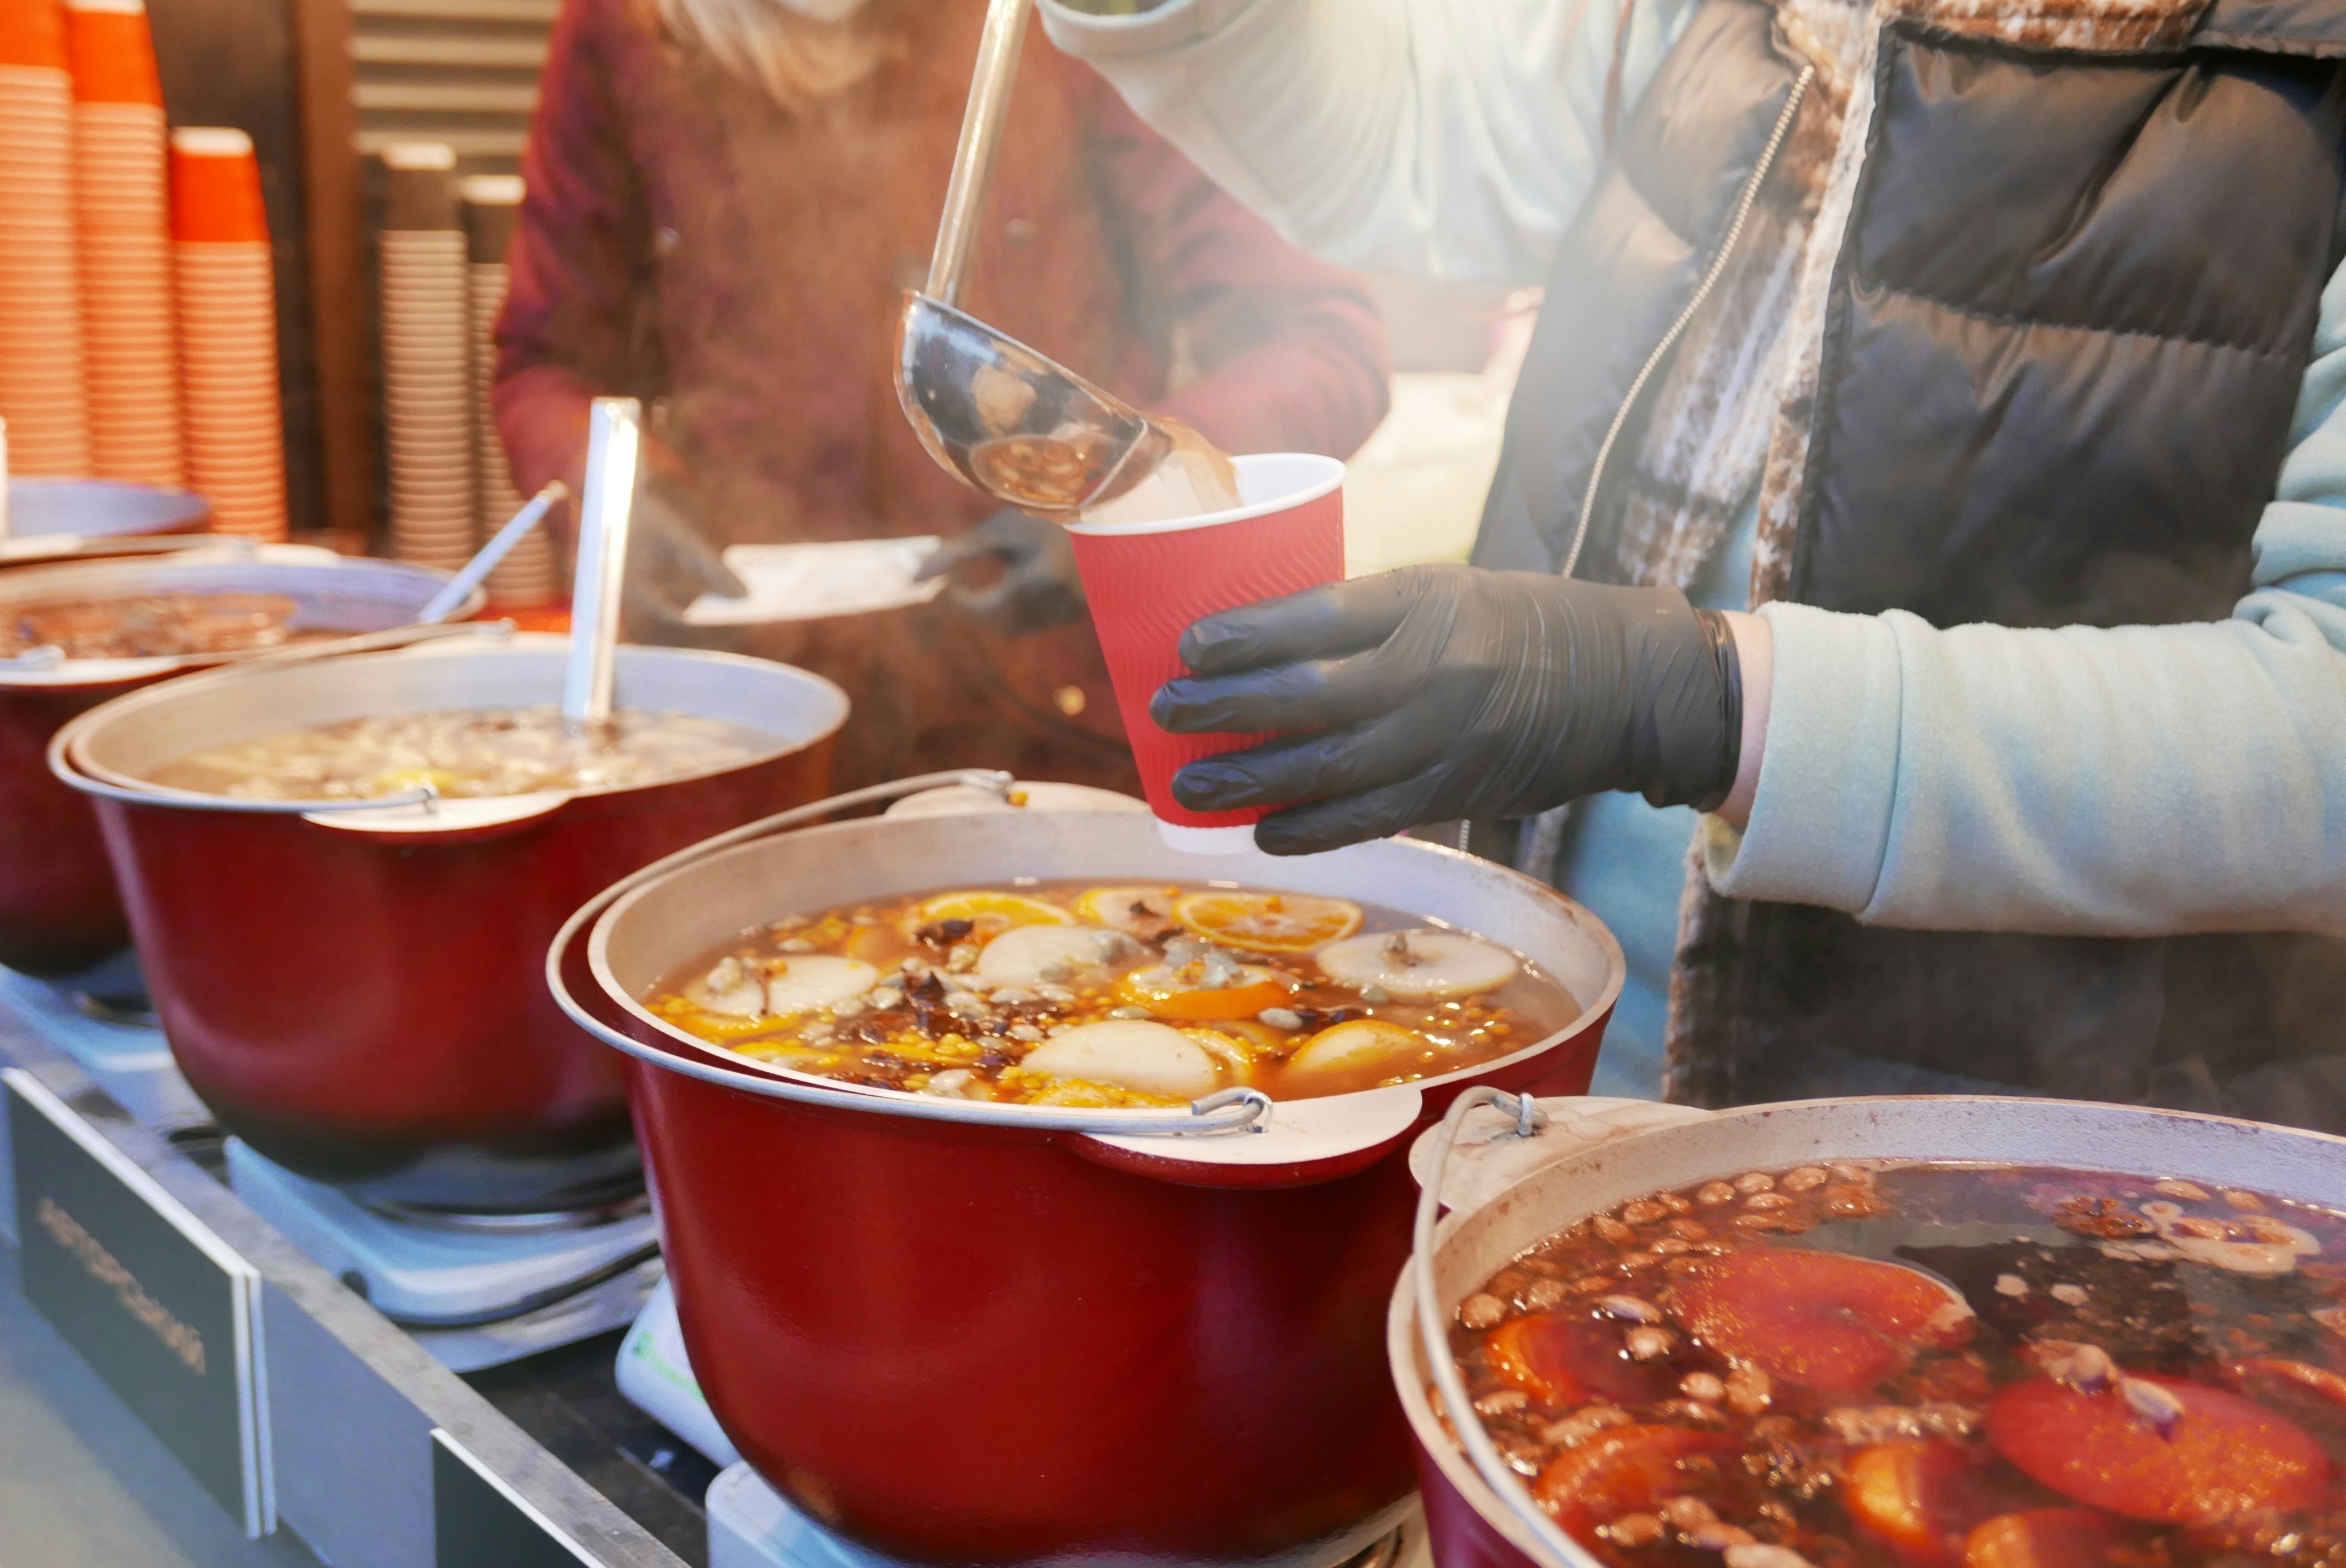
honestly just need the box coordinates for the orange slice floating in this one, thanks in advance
[1532,1425,1738,1546]
[1669,1247,1973,1401]
[1172,891,1361,954]
[1985,1373,2330,1525]
[1846,1442,2034,1567]
[1484,1311,1663,1408]
[1964,1510,2130,1568]
[1116,962,1291,1020]
[915,891,1073,932]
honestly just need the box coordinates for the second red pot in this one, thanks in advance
[55,635,848,1212]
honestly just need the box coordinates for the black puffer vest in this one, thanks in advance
[1484,0,2346,1129]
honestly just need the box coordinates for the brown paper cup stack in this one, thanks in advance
[66,0,181,488]
[379,141,472,572]
[0,0,90,475]
[461,172,552,607]
[171,126,284,540]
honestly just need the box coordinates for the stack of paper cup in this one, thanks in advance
[0,0,89,475]
[379,142,472,571]
[170,127,285,541]
[66,0,180,488]
[461,173,554,607]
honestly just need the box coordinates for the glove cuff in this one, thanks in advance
[1686,608,1744,814]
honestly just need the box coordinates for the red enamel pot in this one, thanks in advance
[53,634,848,1212]
[1387,1094,2346,1568]
[0,550,474,976]
[554,792,1627,1566]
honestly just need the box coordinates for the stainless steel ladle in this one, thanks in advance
[892,0,1174,514]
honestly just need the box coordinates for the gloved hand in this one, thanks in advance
[916,509,1085,637]
[622,474,746,643]
[1148,564,1744,855]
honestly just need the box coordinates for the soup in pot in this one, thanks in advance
[1445,1162,2346,1568]
[646,882,1579,1106]
[147,705,777,801]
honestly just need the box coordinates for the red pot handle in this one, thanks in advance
[1064,1085,1426,1190]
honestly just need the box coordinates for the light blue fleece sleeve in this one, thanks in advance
[1707,261,2346,939]
[1038,0,1699,282]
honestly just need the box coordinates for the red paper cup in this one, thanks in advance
[1066,451,1344,853]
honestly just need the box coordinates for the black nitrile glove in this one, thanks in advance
[622,474,746,643]
[917,509,1085,636]
[1148,564,1743,855]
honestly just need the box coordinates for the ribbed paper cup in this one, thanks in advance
[68,0,178,488]
[377,144,477,570]
[1065,452,1345,852]
[171,126,285,540]
[0,58,89,471]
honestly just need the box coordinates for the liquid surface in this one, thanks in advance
[964,416,1242,523]
[1076,418,1243,526]
[3,592,333,659]
[1450,1163,2346,1568]
[647,881,1578,1106]
[148,705,775,800]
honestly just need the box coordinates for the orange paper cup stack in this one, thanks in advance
[171,126,284,541]
[378,142,472,572]
[0,0,90,475]
[66,0,180,488]
[461,173,553,607]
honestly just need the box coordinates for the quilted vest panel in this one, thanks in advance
[1481,0,2346,1128]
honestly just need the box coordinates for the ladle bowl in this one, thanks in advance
[895,290,1172,514]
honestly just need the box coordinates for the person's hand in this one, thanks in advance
[622,475,745,643]
[1147,564,1745,855]
[916,509,1086,636]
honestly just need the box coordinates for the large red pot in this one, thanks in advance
[562,801,1627,1566]
[0,551,472,976]
[1386,1094,2346,1568]
[53,635,848,1212]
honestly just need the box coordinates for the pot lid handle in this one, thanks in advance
[298,790,572,836]
[1407,1095,1714,1221]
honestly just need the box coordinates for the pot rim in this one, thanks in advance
[1386,1093,2346,1568]
[53,636,850,822]
[585,809,1627,1146]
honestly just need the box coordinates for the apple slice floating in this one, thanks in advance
[686,954,879,1019]
[1316,929,1518,999]
[974,924,1121,985]
[1985,1373,2331,1524]
[1669,1248,1974,1402]
[1016,1020,1223,1100]
[1286,1019,1432,1080]
[761,955,881,1016]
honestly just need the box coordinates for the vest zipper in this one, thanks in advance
[1560,64,1815,579]
[1516,64,1814,884]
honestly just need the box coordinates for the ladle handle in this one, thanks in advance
[565,397,641,727]
[419,479,568,625]
[925,0,1034,306]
